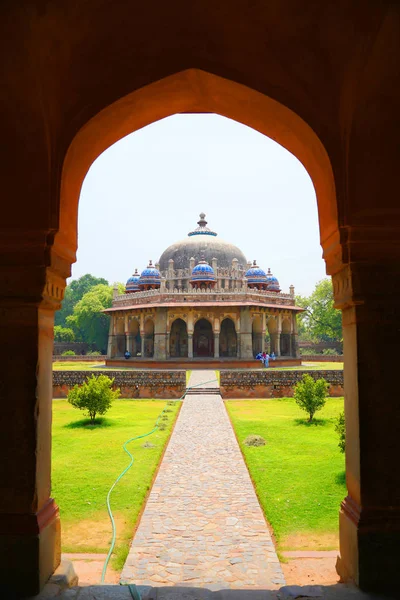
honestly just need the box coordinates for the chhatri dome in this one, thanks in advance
[158,213,248,270]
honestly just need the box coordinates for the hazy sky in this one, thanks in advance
[75,114,327,296]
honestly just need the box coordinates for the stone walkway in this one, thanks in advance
[120,370,285,590]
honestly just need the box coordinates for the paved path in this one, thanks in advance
[121,370,285,590]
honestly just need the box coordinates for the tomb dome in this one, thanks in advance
[158,213,247,270]
[138,261,161,288]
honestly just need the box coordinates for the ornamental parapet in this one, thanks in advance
[111,288,296,308]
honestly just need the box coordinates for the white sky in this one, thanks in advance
[74,114,327,296]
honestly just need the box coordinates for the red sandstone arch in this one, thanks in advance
[56,69,338,273]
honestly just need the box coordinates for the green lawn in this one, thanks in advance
[226,398,346,551]
[53,361,107,370]
[52,399,180,568]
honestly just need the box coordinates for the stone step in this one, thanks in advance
[185,387,220,395]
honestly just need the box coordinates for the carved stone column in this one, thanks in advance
[214,333,220,358]
[154,308,167,360]
[0,251,66,595]
[332,262,400,593]
[276,330,282,356]
[188,334,193,358]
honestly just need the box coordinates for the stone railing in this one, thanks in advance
[53,370,186,399]
[220,369,344,398]
[112,288,296,308]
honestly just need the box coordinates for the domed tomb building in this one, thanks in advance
[105,214,302,363]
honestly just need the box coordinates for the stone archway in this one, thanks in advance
[220,318,237,357]
[1,8,399,589]
[252,316,263,356]
[169,318,188,358]
[281,318,291,356]
[193,318,213,357]
[144,319,155,358]
[129,319,141,357]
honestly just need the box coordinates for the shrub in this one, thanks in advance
[62,350,76,356]
[335,411,346,453]
[293,374,329,422]
[244,435,266,447]
[322,348,339,356]
[67,374,120,423]
[87,351,101,356]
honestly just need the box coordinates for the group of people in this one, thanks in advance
[256,350,276,367]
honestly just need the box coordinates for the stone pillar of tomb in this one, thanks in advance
[188,334,193,358]
[107,315,116,357]
[0,254,67,595]
[154,308,167,360]
[239,307,253,359]
[213,317,220,358]
[140,331,145,356]
[261,313,267,353]
[327,245,400,594]
[291,312,299,357]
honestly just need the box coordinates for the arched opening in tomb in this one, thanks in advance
[220,318,237,357]
[252,316,263,356]
[281,318,292,357]
[128,318,141,357]
[169,318,188,358]
[193,318,213,357]
[114,316,125,358]
[143,319,155,358]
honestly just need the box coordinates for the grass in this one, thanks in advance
[52,399,180,569]
[226,397,346,551]
[53,361,107,370]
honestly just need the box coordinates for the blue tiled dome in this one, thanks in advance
[125,269,140,293]
[191,260,216,282]
[139,261,161,288]
[245,261,268,286]
[266,268,281,292]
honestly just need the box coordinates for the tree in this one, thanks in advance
[66,284,113,352]
[293,374,329,422]
[54,325,75,342]
[335,411,346,453]
[67,374,120,422]
[296,279,342,343]
[55,274,109,328]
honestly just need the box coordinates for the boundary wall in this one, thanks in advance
[53,370,186,399]
[220,369,343,398]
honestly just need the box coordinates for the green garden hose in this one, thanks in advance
[101,376,218,595]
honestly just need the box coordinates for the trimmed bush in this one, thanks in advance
[67,374,120,423]
[293,374,329,422]
[62,350,76,356]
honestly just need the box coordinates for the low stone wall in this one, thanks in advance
[53,370,186,399]
[53,355,107,361]
[301,355,343,362]
[220,370,344,398]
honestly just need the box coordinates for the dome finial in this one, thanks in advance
[198,213,207,227]
[188,213,217,237]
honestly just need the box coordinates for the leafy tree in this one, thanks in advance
[293,374,329,422]
[296,279,342,343]
[335,411,346,453]
[54,325,75,342]
[68,374,120,422]
[55,274,109,328]
[66,284,113,353]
